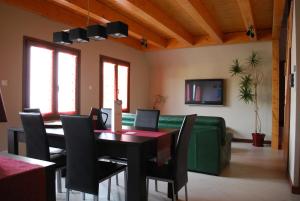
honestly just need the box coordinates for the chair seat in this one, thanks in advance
[146,161,173,181]
[100,156,128,164]
[50,147,65,155]
[97,161,127,180]
[50,152,66,168]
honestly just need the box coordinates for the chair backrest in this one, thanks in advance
[89,107,107,130]
[101,108,112,128]
[19,112,50,161]
[173,114,197,191]
[60,115,98,194]
[134,109,160,130]
[23,108,41,113]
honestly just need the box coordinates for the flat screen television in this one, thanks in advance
[185,79,224,105]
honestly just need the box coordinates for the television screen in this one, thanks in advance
[185,79,224,105]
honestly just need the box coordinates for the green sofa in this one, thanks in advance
[122,113,232,175]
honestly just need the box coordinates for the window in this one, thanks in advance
[100,56,130,112]
[23,37,80,119]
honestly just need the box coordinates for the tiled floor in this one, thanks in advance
[57,143,300,201]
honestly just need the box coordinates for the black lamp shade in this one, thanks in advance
[69,28,89,43]
[0,89,7,122]
[53,31,72,44]
[107,21,128,38]
[87,25,107,40]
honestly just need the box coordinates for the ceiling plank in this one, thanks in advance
[272,0,286,39]
[49,0,167,48]
[236,0,257,40]
[173,0,223,43]
[1,0,142,50]
[104,0,194,46]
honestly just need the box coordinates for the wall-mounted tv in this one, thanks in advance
[185,79,224,105]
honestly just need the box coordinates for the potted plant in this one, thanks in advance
[152,94,166,109]
[229,51,265,147]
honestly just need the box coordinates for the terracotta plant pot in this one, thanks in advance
[252,133,265,147]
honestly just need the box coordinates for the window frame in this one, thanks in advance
[23,36,81,120]
[99,55,130,112]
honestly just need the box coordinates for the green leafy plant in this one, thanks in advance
[229,51,263,133]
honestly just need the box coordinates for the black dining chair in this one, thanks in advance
[146,114,197,201]
[134,109,160,190]
[19,112,66,193]
[60,115,127,201]
[90,107,108,130]
[23,108,41,113]
[134,109,160,130]
[101,108,112,129]
[23,109,65,158]
[100,108,125,186]
[90,107,125,187]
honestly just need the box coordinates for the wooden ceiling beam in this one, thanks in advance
[149,29,272,51]
[1,0,143,50]
[104,0,194,46]
[236,0,257,40]
[174,0,223,43]
[49,0,167,48]
[272,0,286,39]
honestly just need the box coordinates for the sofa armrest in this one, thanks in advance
[188,127,222,175]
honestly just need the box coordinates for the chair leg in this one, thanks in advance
[116,174,119,186]
[66,189,70,201]
[155,180,158,192]
[56,169,62,193]
[107,178,112,200]
[172,182,176,201]
[146,178,149,201]
[82,193,86,200]
[124,169,128,201]
[124,170,127,186]
[185,184,188,201]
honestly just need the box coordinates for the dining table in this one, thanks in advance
[0,151,56,201]
[7,125,179,201]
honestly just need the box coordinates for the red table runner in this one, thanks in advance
[0,156,47,201]
[95,129,171,165]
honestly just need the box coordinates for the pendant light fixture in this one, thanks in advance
[53,31,72,45]
[68,0,90,43]
[69,28,89,43]
[107,21,128,38]
[87,24,107,40]
[52,0,128,44]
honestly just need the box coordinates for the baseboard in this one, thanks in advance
[232,138,271,145]
[288,172,300,194]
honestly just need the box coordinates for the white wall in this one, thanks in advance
[289,0,300,187]
[145,42,272,140]
[0,2,150,151]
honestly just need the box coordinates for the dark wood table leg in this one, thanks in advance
[45,165,56,201]
[126,145,147,201]
[7,129,19,154]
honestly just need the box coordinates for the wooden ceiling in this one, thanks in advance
[1,0,286,51]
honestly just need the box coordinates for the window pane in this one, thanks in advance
[57,52,77,113]
[29,46,53,114]
[103,62,115,108]
[117,65,128,110]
